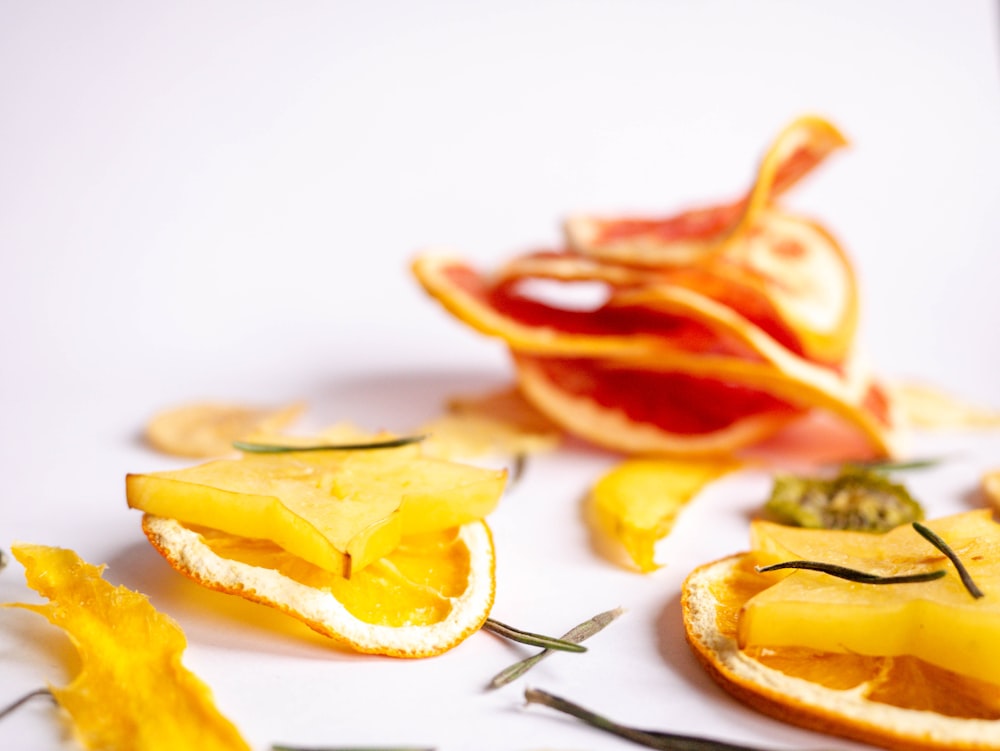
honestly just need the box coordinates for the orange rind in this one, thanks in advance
[142,515,495,658]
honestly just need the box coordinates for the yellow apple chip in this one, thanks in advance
[591,457,740,572]
[6,543,250,751]
[891,381,1000,429]
[146,401,305,458]
[420,387,562,459]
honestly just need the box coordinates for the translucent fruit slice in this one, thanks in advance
[740,511,1000,685]
[141,514,495,658]
[682,512,1000,750]
[127,449,506,577]
[592,457,740,571]
[564,115,848,267]
[8,544,251,751]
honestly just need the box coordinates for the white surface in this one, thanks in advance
[2,2,999,749]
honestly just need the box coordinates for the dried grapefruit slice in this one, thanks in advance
[513,353,802,455]
[565,115,847,267]
[682,513,1000,750]
[514,352,900,457]
[142,514,495,658]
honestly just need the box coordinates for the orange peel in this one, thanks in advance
[142,515,495,658]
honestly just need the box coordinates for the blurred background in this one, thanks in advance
[2,0,998,437]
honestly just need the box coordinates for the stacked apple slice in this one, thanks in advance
[413,115,899,457]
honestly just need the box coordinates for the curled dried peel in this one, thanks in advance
[142,515,495,658]
[564,114,847,267]
[6,544,250,751]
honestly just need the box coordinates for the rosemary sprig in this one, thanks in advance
[524,688,775,750]
[844,456,943,472]
[912,521,984,599]
[272,746,434,751]
[756,560,945,585]
[488,607,624,689]
[482,618,587,653]
[0,688,54,721]
[233,435,426,454]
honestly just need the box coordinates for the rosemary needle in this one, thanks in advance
[756,560,945,585]
[0,688,54,721]
[525,688,775,750]
[482,618,587,653]
[488,607,624,689]
[233,435,426,453]
[912,521,985,599]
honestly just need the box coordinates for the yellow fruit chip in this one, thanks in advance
[146,401,305,457]
[6,544,250,751]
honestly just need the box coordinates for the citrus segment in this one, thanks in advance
[141,515,495,658]
[591,457,740,572]
[7,544,251,751]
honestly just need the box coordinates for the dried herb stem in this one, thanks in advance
[756,560,945,585]
[482,618,587,653]
[845,457,943,472]
[233,436,426,454]
[912,521,984,599]
[524,688,774,750]
[488,607,624,689]
[0,688,54,721]
[271,746,434,751]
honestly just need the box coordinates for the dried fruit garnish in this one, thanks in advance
[765,466,923,532]
[6,544,250,751]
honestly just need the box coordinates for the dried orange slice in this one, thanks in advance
[682,512,1000,750]
[564,115,847,267]
[141,514,495,658]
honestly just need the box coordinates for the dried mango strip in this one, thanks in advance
[592,457,741,571]
[564,115,847,268]
[7,544,250,751]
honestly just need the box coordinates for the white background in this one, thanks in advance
[2,2,999,750]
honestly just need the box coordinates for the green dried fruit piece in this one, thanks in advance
[765,467,923,532]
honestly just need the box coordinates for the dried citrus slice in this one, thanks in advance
[514,354,802,455]
[7,544,251,751]
[564,115,847,267]
[146,401,304,458]
[591,457,740,572]
[983,470,1000,509]
[141,514,495,658]
[682,512,1000,750]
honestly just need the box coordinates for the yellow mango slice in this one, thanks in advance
[592,457,740,572]
[739,510,1000,686]
[6,544,250,751]
[127,449,505,577]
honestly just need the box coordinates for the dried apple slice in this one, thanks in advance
[565,115,847,267]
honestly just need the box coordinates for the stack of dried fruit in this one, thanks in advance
[413,115,899,458]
